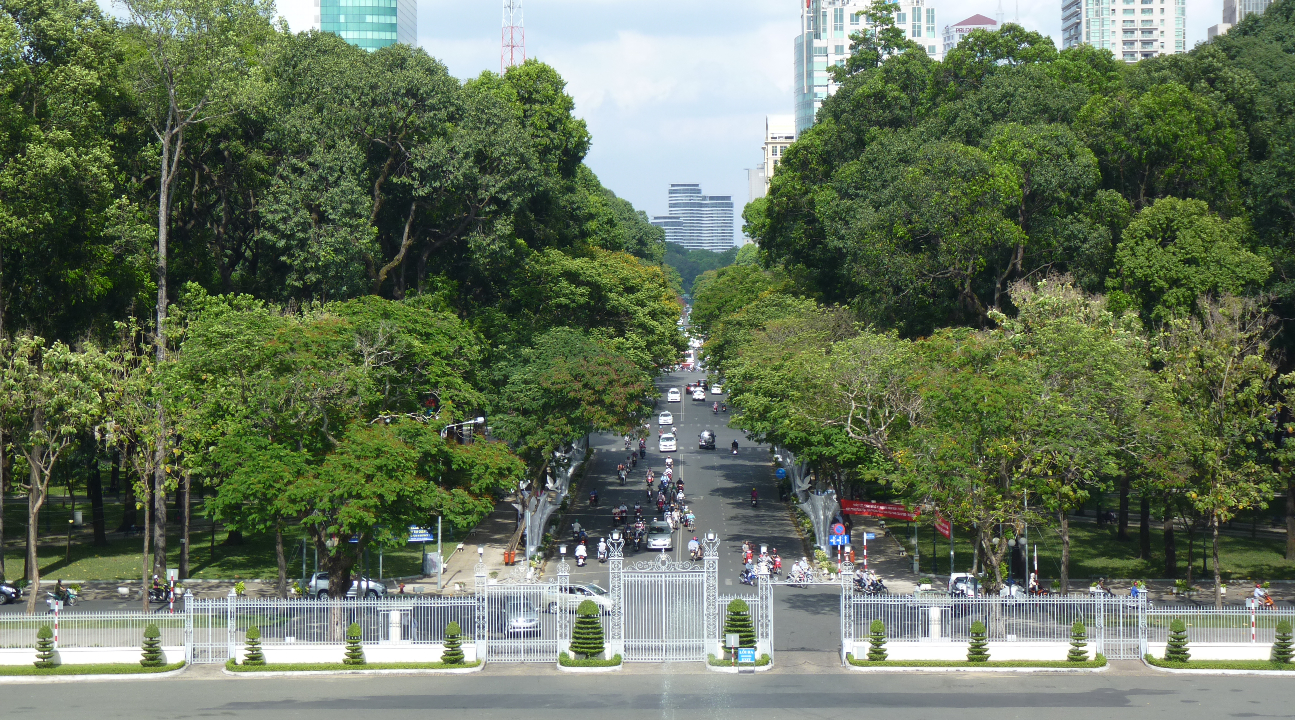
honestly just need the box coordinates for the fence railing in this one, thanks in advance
[1147,605,1295,644]
[0,611,186,650]
[189,596,480,646]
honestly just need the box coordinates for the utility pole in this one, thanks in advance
[502,0,525,73]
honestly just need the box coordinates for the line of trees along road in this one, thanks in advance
[0,0,683,612]
[710,0,1295,607]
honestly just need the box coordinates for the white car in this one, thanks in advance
[691,388,706,401]
[658,411,673,426]
[646,520,674,550]
[711,384,723,394]
[659,433,677,452]
[666,388,681,402]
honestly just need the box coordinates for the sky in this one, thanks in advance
[140,0,1234,239]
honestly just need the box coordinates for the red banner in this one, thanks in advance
[935,514,951,539]
[840,500,919,521]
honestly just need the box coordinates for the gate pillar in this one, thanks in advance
[840,558,854,664]
[608,530,625,657]
[474,553,488,662]
[703,531,720,657]
[556,553,571,655]
[756,563,772,658]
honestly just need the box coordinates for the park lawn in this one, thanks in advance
[0,662,185,675]
[886,516,1295,582]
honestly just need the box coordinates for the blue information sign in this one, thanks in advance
[863,533,876,540]
[737,647,756,663]
[408,526,435,543]
[828,534,851,546]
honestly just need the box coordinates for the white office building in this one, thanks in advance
[795,0,940,135]
[943,14,999,55]
[1061,0,1185,62]
[750,115,796,202]
[651,185,735,252]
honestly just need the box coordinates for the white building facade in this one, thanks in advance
[750,115,796,202]
[795,0,939,135]
[651,185,735,252]
[1061,0,1185,63]
[943,14,998,55]
[1211,0,1274,37]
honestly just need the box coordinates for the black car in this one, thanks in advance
[698,430,716,449]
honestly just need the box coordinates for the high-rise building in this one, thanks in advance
[750,115,796,201]
[313,0,416,51]
[943,14,999,55]
[1212,0,1273,37]
[1061,0,1185,63]
[795,0,939,135]
[651,184,735,252]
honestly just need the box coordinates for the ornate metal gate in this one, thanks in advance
[476,560,565,662]
[608,531,720,662]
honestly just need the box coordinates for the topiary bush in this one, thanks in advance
[1164,618,1190,662]
[243,626,265,666]
[867,619,888,661]
[140,624,164,667]
[1068,621,1088,662]
[441,621,464,664]
[723,599,757,656]
[34,625,55,669]
[1273,620,1292,664]
[569,599,606,659]
[967,621,989,662]
[343,622,365,665]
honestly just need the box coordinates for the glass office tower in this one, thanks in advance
[318,0,416,51]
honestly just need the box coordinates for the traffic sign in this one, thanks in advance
[831,523,846,536]
[828,533,850,546]
[737,647,756,663]
[775,468,787,480]
[408,526,435,543]
[863,533,876,540]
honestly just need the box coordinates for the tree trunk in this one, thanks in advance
[1287,476,1295,561]
[23,453,45,615]
[223,529,244,546]
[141,485,151,612]
[1058,510,1071,594]
[152,472,167,579]
[275,526,287,599]
[116,479,137,533]
[109,449,121,494]
[1163,508,1176,578]
[1138,494,1151,559]
[87,449,108,547]
[0,429,5,578]
[1185,525,1194,587]
[1211,513,1223,609]
[1117,476,1131,541]
[150,121,177,591]
[180,472,190,580]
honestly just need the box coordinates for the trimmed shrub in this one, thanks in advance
[967,621,989,662]
[867,619,888,661]
[140,624,164,667]
[723,599,757,653]
[243,626,265,666]
[570,600,606,659]
[1165,618,1190,662]
[441,622,464,664]
[1273,620,1293,664]
[34,625,55,669]
[1068,621,1088,662]
[343,622,365,665]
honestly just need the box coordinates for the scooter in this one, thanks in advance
[597,545,608,563]
[618,470,626,486]
[739,569,756,586]
[576,553,587,567]
[751,495,758,508]
[48,587,80,606]
[589,490,599,507]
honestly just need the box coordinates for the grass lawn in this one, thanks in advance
[707,653,771,667]
[225,659,481,672]
[885,514,1295,582]
[558,652,623,667]
[0,662,185,676]
[1144,655,1295,671]
[845,653,1107,668]
[1,492,436,581]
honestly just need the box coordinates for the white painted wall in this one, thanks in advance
[852,641,1070,661]
[234,642,477,664]
[0,646,185,666]
[1146,642,1274,661]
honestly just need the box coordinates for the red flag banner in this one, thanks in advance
[840,500,919,521]
[935,514,951,539]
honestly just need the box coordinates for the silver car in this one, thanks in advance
[646,520,673,551]
[503,599,541,636]
[307,572,387,599]
[540,583,612,614]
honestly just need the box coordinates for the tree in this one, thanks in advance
[1165,618,1190,662]
[441,621,464,664]
[140,623,163,667]
[1274,620,1293,664]
[1068,621,1089,662]
[867,619,888,661]
[33,625,54,668]
[0,335,109,614]
[342,622,364,665]
[723,598,756,654]
[243,625,264,666]
[967,620,989,662]
[569,599,605,659]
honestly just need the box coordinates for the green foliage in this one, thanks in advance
[441,621,464,665]
[663,244,738,298]
[140,624,163,667]
[343,622,365,665]
[1165,618,1190,662]
[559,652,623,667]
[867,619,888,661]
[569,600,605,659]
[1068,621,1089,662]
[967,621,989,662]
[243,626,264,666]
[1273,620,1292,664]
[34,625,55,669]
[723,599,757,650]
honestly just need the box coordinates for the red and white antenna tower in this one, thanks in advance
[502,0,525,73]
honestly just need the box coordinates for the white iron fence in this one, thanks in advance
[0,611,185,650]
[1146,605,1295,645]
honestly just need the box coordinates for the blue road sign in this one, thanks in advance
[863,533,876,540]
[738,647,756,663]
[408,526,435,543]
[828,534,851,546]
[775,468,787,480]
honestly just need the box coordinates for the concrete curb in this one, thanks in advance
[1139,657,1295,676]
[844,662,1110,674]
[707,660,775,674]
[0,664,190,683]
[555,661,623,673]
[222,663,484,677]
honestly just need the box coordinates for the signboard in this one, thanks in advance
[737,647,756,663]
[408,526,436,543]
[935,514,951,540]
[828,533,851,546]
[775,468,787,480]
[863,533,876,540]
[840,500,919,521]
[831,523,846,536]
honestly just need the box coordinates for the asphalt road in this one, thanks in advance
[8,663,1295,719]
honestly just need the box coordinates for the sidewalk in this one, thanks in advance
[850,517,919,593]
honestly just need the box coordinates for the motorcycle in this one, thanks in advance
[589,490,599,507]
[731,441,739,455]
[597,544,608,564]
[147,586,169,603]
[618,470,626,486]
[1,580,22,605]
[575,552,587,567]
[712,403,718,415]
[739,569,756,586]
[639,446,646,459]
[751,495,758,508]
[48,587,80,606]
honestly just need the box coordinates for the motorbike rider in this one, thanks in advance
[750,487,758,505]
[1028,571,1040,594]
[53,579,69,603]
[597,538,608,561]
[731,439,739,453]
[574,541,588,565]
[1255,582,1274,607]
[688,536,701,560]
